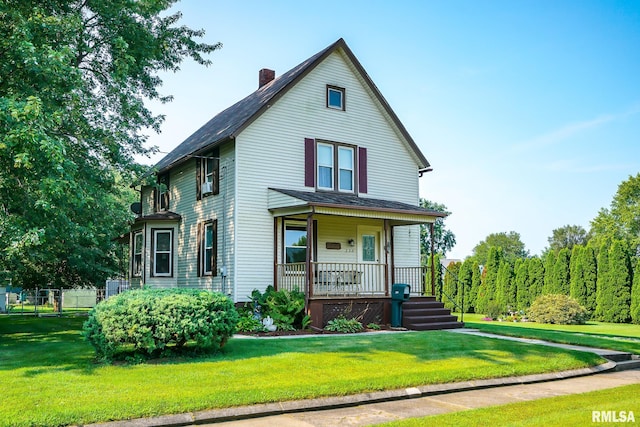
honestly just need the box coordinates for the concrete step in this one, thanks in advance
[601,352,633,362]
[409,321,465,331]
[614,358,640,371]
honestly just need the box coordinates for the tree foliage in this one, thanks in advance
[547,224,589,253]
[527,256,544,303]
[457,259,474,313]
[471,231,528,266]
[0,1,219,288]
[419,199,456,259]
[442,260,460,310]
[550,248,571,295]
[590,173,640,251]
[569,245,597,313]
[476,246,502,315]
[631,260,640,324]
[514,258,530,311]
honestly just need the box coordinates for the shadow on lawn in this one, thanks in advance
[218,331,604,368]
[0,316,604,376]
[0,315,98,375]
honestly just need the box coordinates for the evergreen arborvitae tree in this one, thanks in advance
[569,245,587,306]
[527,257,545,304]
[551,248,571,295]
[631,260,640,324]
[469,260,482,313]
[442,261,460,310]
[456,259,473,313]
[602,240,632,322]
[595,243,610,321]
[582,245,598,314]
[495,261,515,312]
[515,258,530,311]
[476,247,502,315]
[542,251,557,295]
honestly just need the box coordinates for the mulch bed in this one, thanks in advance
[237,325,399,337]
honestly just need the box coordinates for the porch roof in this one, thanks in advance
[268,188,446,224]
[133,211,182,224]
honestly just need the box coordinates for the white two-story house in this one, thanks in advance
[129,38,459,328]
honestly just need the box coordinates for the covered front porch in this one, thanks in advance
[268,189,446,327]
[276,262,431,298]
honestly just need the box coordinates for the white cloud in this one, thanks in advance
[514,104,640,151]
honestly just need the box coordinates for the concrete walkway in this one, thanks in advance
[91,329,640,427]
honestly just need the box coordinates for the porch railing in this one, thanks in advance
[276,263,432,298]
[394,266,433,296]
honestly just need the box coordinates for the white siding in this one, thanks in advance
[135,142,236,294]
[392,225,421,267]
[234,49,423,300]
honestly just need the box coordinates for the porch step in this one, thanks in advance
[401,297,464,331]
[403,308,451,317]
[406,321,465,331]
[404,314,459,324]
[402,300,446,310]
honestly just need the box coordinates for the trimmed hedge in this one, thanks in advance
[83,288,239,359]
[527,294,587,325]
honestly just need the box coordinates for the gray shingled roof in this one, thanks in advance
[153,38,430,173]
[269,188,446,218]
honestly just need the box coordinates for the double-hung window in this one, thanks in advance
[152,229,173,277]
[203,158,217,194]
[317,143,334,190]
[196,148,220,199]
[132,231,143,277]
[316,141,355,193]
[199,220,217,276]
[338,146,354,191]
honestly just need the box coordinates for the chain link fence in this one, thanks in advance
[2,280,130,315]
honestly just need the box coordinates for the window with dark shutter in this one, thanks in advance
[198,220,217,276]
[197,148,220,199]
[304,138,315,187]
[358,147,367,194]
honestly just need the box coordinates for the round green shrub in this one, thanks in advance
[83,288,239,359]
[527,294,587,325]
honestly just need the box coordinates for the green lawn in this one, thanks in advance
[460,313,640,354]
[379,383,640,427]
[0,315,605,427]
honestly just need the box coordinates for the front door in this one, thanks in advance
[357,225,384,294]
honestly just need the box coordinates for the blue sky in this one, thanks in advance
[144,0,640,259]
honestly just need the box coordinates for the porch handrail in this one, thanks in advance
[441,263,464,323]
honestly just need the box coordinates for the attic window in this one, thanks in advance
[327,85,345,110]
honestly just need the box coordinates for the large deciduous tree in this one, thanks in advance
[547,224,589,253]
[471,231,528,266]
[0,1,220,288]
[419,199,456,260]
[590,173,640,251]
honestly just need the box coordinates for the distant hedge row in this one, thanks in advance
[83,288,239,359]
[436,239,640,324]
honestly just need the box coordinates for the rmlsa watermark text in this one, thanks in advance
[592,411,635,423]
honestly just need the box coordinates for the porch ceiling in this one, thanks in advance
[268,188,445,225]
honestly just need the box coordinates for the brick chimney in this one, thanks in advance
[259,68,275,88]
